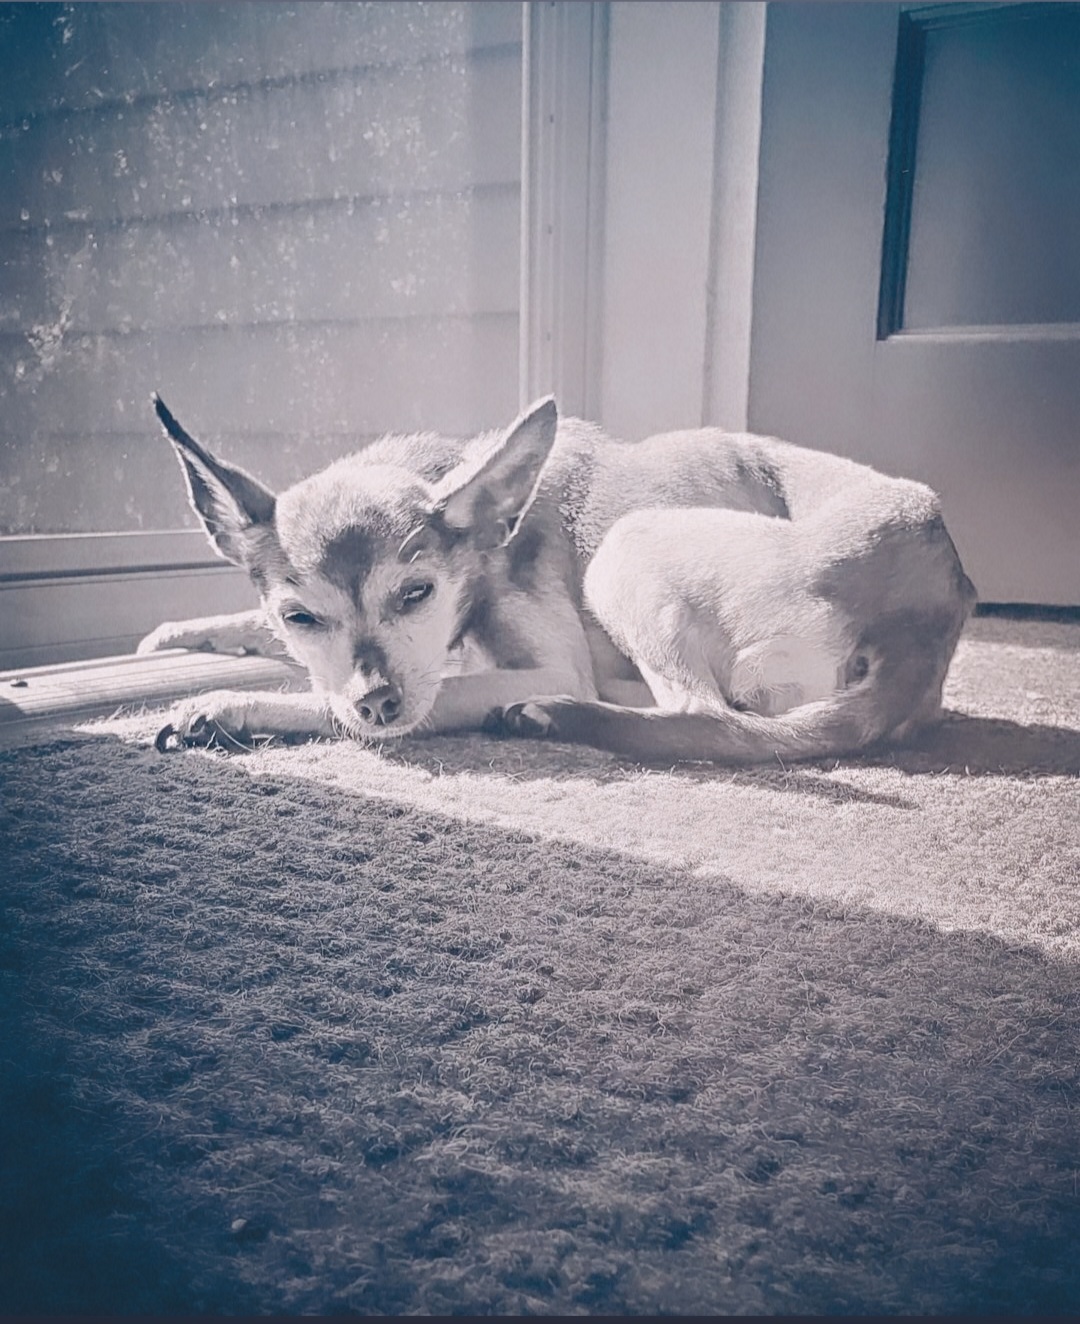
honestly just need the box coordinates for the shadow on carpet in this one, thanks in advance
[338,707,1080,786]
[2,732,1079,1316]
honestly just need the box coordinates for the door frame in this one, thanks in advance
[520,0,768,438]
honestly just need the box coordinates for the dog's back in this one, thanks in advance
[535,421,971,593]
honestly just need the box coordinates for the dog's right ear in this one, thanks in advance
[426,396,560,550]
[153,394,276,565]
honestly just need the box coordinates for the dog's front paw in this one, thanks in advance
[137,621,215,656]
[155,691,261,753]
[136,613,270,657]
[493,696,575,740]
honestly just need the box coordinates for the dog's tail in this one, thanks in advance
[512,608,967,765]
[511,688,881,765]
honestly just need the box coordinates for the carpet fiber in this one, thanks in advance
[2,616,1078,1314]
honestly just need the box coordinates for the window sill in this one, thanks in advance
[0,648,304,749]
[0,530,258,670]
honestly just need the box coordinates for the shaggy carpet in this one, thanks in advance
[1,615,1078,1315]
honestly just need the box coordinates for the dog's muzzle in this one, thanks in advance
[352,682,403,728]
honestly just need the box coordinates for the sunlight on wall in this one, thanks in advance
[0,2,522,535]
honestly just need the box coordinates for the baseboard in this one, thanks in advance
[974,603,1080,624]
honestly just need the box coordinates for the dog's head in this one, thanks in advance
[153,394,559,738]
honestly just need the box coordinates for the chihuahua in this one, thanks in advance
[142,394,975,763]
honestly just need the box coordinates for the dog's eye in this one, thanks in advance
[283,609,322,629]
[399,581,434,610]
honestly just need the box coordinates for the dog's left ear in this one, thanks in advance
[153,393,276,565]
[429,396,559,549]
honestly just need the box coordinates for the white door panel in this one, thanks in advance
[748,2,1080,604]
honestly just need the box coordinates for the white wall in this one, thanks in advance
[702,1,766,433]
[598,2,721,440]
[0,1,523,667]
[589,1,766,440]
[0,1,522,539]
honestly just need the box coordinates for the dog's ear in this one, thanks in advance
[428,396,559,549]
[153,394,276,565]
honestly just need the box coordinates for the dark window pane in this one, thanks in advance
[905,7,1080,330]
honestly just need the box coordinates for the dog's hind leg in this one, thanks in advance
[500,597,967,765]
[584,507,849,715]
[499,692,873,764]
[498,507,967,765]
[498,604,959,764]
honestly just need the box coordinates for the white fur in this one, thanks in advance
[583,508,848,716]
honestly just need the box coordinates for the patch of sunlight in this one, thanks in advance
[82,614,1080,957]
[97,722,1078,961]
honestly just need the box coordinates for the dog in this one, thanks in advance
[141,393,976,763]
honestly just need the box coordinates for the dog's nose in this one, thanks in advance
[355,684,402,727]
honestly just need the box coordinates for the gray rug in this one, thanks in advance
[1,615,1078,1314]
